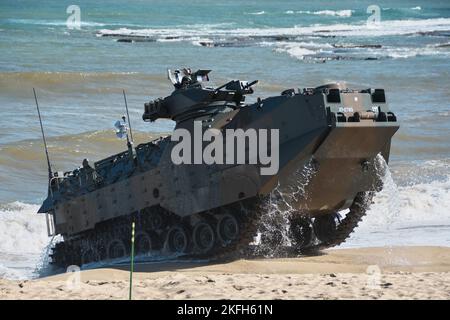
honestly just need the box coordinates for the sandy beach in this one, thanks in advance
[1,246,449,300]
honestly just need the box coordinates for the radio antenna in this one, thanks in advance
[33,88,52,180]
[123,89,134,144]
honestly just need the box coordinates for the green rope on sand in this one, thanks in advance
[129,221,135,300]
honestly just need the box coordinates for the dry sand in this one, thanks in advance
[1,246,450,300]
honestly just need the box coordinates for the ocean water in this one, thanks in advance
[0,0,449,279]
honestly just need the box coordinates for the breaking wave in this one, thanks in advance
[296,9,354,17]
[274,43,316,60]
[97,18,450,62]
[273,41,333,60]
[246,11,266,15]
[273,42,450,61]
[343,160,450,248]
[6,18,107,27]
[98,18,450,39]
[0,202,51,280]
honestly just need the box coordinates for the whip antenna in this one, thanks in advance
[123,89,134,143]
[33,88,52,180]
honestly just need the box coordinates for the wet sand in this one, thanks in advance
[1,246,449,299]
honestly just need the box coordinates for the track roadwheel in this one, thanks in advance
[81,248,98,265]
[259,211,285,249]
[107,239,127,259]
[313,213,340,243]
[97,242,107,261]
[289,215,313,249]
[149,211,166,231]
[217,214,240,245]
[166,225,190,254]
[193,220,216,254]
[135,231,153,255]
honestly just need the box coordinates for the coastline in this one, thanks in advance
[1,246,449,300]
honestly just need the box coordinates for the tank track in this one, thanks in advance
[50,192,373,267]
[250,191,374,257]
[302,191,374,253]
[50,196,265,268]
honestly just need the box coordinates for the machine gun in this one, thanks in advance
[143,68,258,122]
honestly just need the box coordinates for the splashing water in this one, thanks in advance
[0,202,52,279]
[33,235,62,278]
[373,154,401,228]
[254,154,406,256]
[343,157,450,248]
[255,158,318,256]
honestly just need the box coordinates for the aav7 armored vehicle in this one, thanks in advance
[38,68,399,266]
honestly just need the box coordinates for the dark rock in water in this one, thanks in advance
[164,36,181,40]
[199,42,215,47]
[134,38,157,43]
[98,33,116,37]
[314,29,348,38]
[245,35,294,42]
[312,55,380,62]
[199,41,231,47]
[333,44,382,49]
[273,36,290,41]
[199,40,253,48]
[436,43,450,48]
[365,44,382,49]
[116,37,156,43]
[415,30,450,37]
[98,32,157,42]
[312,34,337,38]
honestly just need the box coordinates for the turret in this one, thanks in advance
[143,68,257,123]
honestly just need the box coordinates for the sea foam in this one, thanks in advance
[296,9,353,17]
[343,166,450,248]
[0,202,51,279]
[98,18,450,39]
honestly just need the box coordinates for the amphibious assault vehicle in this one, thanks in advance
[38,68,399,266]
